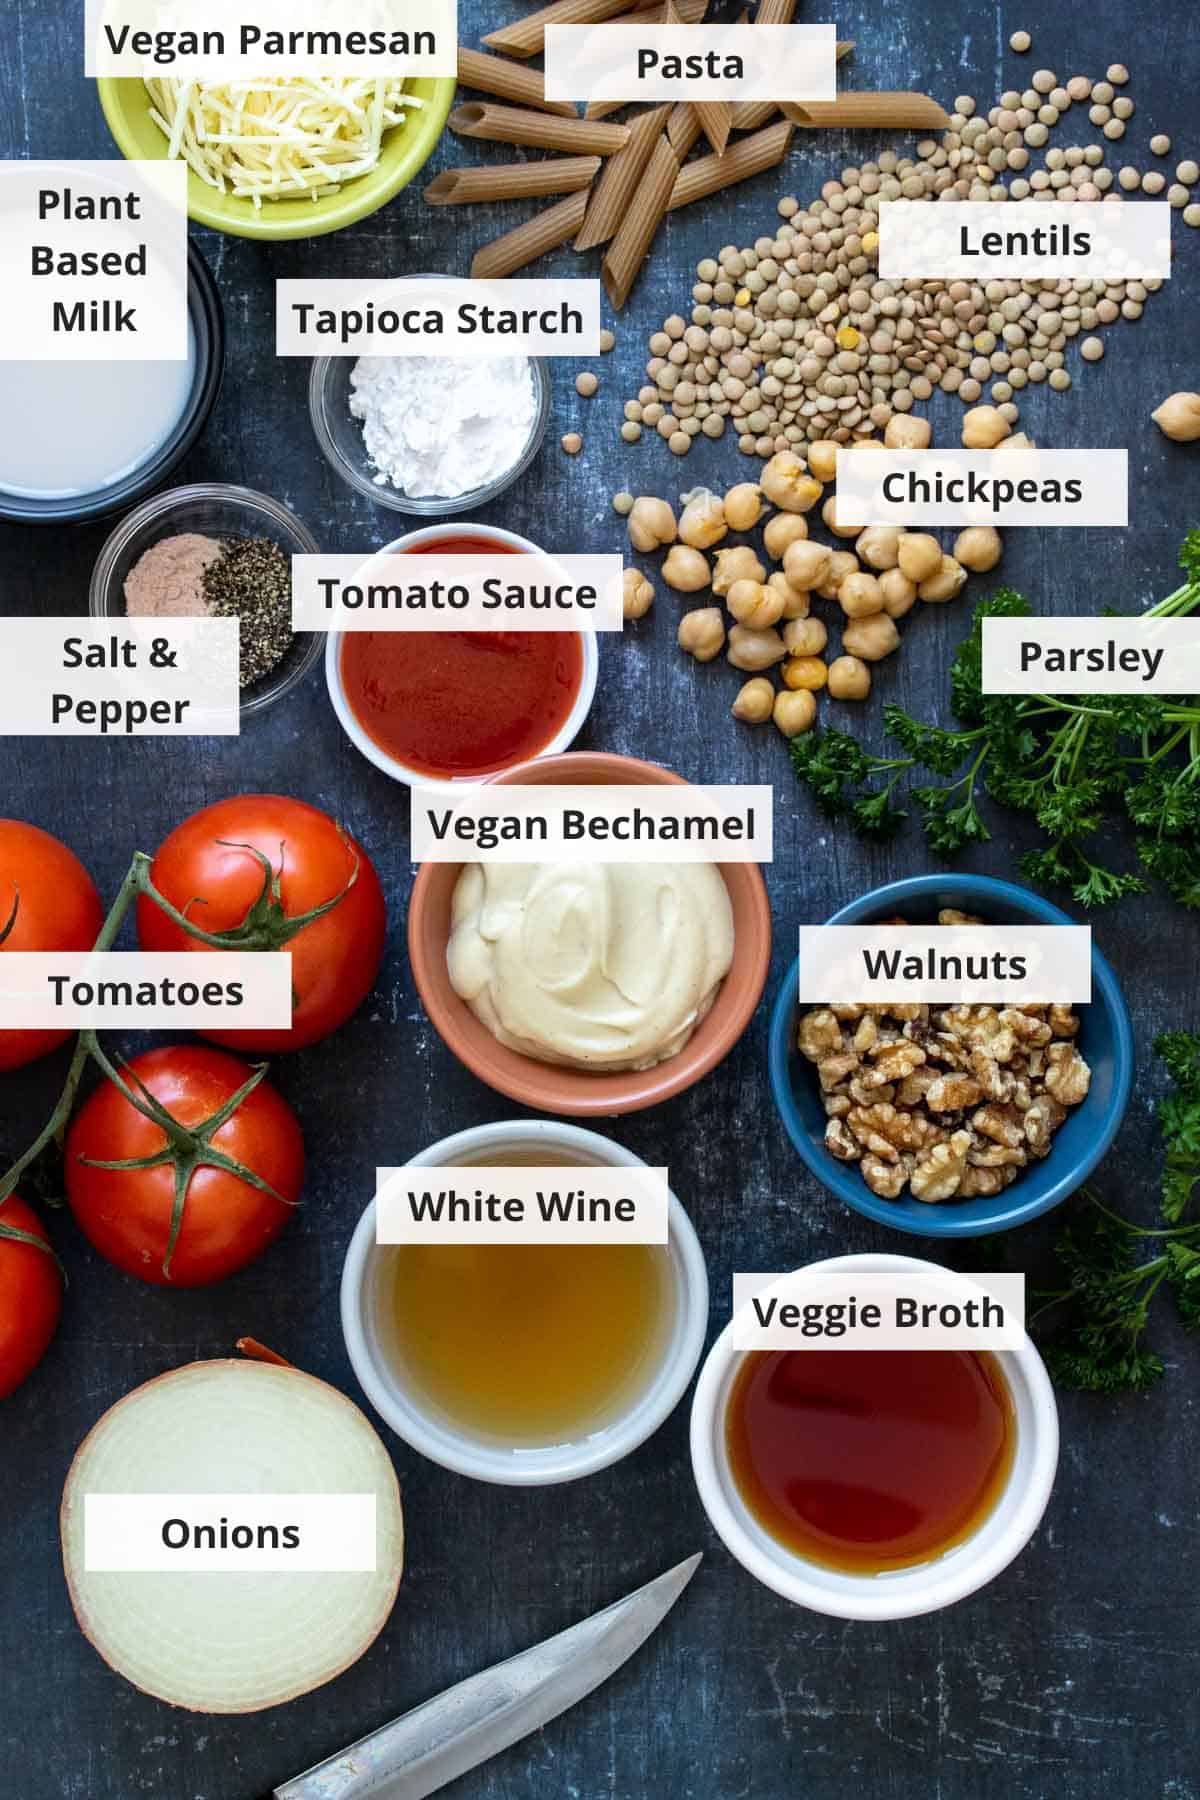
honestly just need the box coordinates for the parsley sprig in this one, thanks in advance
[790,534,1200,908]
[1034,1033,1200,1392]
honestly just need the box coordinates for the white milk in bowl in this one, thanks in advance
[0,334,197,500]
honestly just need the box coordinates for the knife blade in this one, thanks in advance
[272,1552,701,1800]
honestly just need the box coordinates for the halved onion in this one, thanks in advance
[61,1358,404,1713]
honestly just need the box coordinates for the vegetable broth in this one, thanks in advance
[726,1348,1015,1573]
[380,1154,674,1444]
[0,334,195,498]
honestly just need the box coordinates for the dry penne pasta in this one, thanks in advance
[448,102,631,154]
[425,157,601,205]
[485,0,705,59]
[666,101,703,157]
[782,92,950,129]
[753,0,796,21]
[456,48,579,118]
[602,132,679,309]
[585,100,627,119]
[483,0,638,61]
[470,187,591,279]
[729,100,778,131]
[693,101,732,155]
[575,104,670,250]
[667,118,793,209]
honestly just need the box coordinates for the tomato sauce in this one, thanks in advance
[726,1348,1015,1573]
[339,536,584,779]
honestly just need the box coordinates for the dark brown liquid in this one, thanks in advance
[726,1349,1015,1573]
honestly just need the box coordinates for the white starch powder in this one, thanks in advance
[348,355,538,499]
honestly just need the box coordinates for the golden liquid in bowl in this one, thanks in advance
[378,1153,675,1445]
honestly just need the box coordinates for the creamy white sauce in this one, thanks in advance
[447,861,736,1072]
[0,329,196,499]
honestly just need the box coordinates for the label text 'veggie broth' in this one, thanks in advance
[339,536,583,779]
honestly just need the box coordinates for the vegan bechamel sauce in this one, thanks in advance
[0,330,196,500]
[447,861,735,1072]
[376,1151,675,1445]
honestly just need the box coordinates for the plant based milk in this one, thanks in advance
[0,331,196,499]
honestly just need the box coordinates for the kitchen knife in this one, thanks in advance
[271,1552,701,1800]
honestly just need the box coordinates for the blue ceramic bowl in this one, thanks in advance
[768,874,1134,1238]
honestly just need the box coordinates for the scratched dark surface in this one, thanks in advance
[2,2,1200,1796]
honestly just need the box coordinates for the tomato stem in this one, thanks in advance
[0,852,300,1277]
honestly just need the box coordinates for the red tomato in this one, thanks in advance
[0,1196,63,1398]
[136,795,386,1052]
[65,1046,303,1287]
[0,820,103,1072]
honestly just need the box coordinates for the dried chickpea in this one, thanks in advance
[784,616,828,657]
[807,439,840,482]
[821,493,864,539]
[816,549,861,600]
[712,544,766,595]
[767,570,809,619]
[622,568,654,620]
[724,483,765,531]
[727,623,788,670]
[879,567,918,618]
[918,555,969,602]
[783,539,832,592]
[782,655,828,691]
[961,405,1011,448]
[884,415,933,449]
[896,532,944,583]
[727,579,785,629]
[759,451,823,513]
[763,513,809,560]
[661,545,711,592]
[827,654,872,701]
[677,607,725,662]
[773,689,818,737]
[678,491,728,548]
[627,496,677,552]
[838,570,885,618]
[731,677,775,724]
[841,614,901,660]
[856,526,903,571]
[612,491,635,516]
[953,526,1004,572]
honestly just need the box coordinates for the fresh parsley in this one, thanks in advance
[789,539,1200,908]
[1034,1032,1200,1392]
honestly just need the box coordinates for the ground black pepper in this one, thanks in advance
[202,537,294,688]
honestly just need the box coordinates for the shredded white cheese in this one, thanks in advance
[144,76,425,206]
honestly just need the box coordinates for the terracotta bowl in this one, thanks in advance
[408,752,772,1116]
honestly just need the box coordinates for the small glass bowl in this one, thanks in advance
[308,352,551,516]
[89,483,323,718]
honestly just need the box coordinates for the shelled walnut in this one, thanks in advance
[797,910,1091,1203]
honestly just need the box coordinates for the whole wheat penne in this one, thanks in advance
[456,49,578,118]
[585,100,627,119]
[693,100,732,155]
[470,188,591,279]
[575,104,670,250]
[425,158,601,206]
[782,92,950,130]
[667,119,793,209]
[752,0,796,21]
[484,0,634,61]
[729,100,778,130]
[602,132,679,310]
[666,102,703,157]
[449,102,631,154]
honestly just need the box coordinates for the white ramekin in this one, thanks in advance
[324,522,599,790]
[341,1120,709,1486]
[690,1253,1059,1620]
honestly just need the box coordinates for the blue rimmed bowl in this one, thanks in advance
[768,874,1134,1238]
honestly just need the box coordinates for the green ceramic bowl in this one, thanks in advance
[97,76,455,240]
